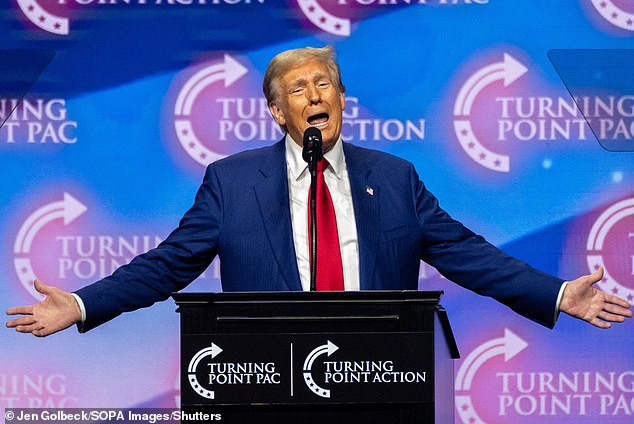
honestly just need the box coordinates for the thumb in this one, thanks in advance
[584,266,604,287]
[33,279,53,296]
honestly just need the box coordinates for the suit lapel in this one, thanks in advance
[343,143,381,290]
[253,141,302,291]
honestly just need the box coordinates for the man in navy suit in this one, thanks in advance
[6,46,631,336]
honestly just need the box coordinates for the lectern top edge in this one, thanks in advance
[172,290,444,305]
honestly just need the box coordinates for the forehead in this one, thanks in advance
[279,59,332,86]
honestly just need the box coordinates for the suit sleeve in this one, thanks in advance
[74,164,223,332]
[409,164,564,328]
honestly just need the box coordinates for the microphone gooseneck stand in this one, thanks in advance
[302,127,323,292]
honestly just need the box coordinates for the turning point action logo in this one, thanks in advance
[301,339,428,400]
[168,54,426,167]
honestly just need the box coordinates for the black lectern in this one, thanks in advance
[173,291,459,424]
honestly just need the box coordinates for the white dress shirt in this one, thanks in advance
[285,135,360,291]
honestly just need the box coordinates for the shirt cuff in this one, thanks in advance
[554,281,568,323]
[71,293,87,323]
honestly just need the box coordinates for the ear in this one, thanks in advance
[269,102,286,126]
[339,92,345,111]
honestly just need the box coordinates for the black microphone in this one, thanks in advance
[302,126,323,172]
[302,127,323,292]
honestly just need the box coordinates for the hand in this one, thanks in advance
[560,267,632,328]
[6,279,82,337]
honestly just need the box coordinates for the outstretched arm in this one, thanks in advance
[6,279,81,337]
[560,267,632,328]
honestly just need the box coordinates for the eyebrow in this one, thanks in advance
[288,71,331,88]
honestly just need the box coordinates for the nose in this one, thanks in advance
[306,84,321,104]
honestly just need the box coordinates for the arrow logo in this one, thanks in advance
[174,54,249,166]
[303,340,339,398]
[13,193,87,300]
[455,329,528,424]
[187,343,223,400]
[453,53,528,173]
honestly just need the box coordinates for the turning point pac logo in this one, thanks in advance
[451,49,592,174]
[453,53,527,173]
[456,328,634,422]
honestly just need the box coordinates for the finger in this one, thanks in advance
[590,317,611,329]
[32,329,50,337]
[598,310,626,323]
[33,278,52,295]
[15,323,45,334]
[6,305,34,316]
[6,316,36,328]
[604,294,633,310]
[602,301,633,318]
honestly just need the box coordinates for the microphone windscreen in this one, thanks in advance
[302,127,323,164]
[303,126,322,145]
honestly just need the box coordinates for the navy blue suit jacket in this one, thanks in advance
[76,140,563,331]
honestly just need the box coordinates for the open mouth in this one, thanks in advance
[307,112,329,126]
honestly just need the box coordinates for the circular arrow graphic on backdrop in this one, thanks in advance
[587,198,634,302]
[174,54,249,166]
[591,0,634,31]
[303,340,339,398]
[296,0,351,36]
[17,0,69,35]
[453,53,528,173]
[187,343,223,400]
[455,329,528,424]
[13,193,87,300]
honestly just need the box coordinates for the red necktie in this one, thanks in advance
[308,159,344,291]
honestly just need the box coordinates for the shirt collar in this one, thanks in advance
[285,133,345,181]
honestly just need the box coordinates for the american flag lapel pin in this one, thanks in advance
[366,186,374,196]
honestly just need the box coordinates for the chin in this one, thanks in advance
[322,140,337,153]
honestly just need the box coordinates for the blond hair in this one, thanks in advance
[263,45,346,105]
